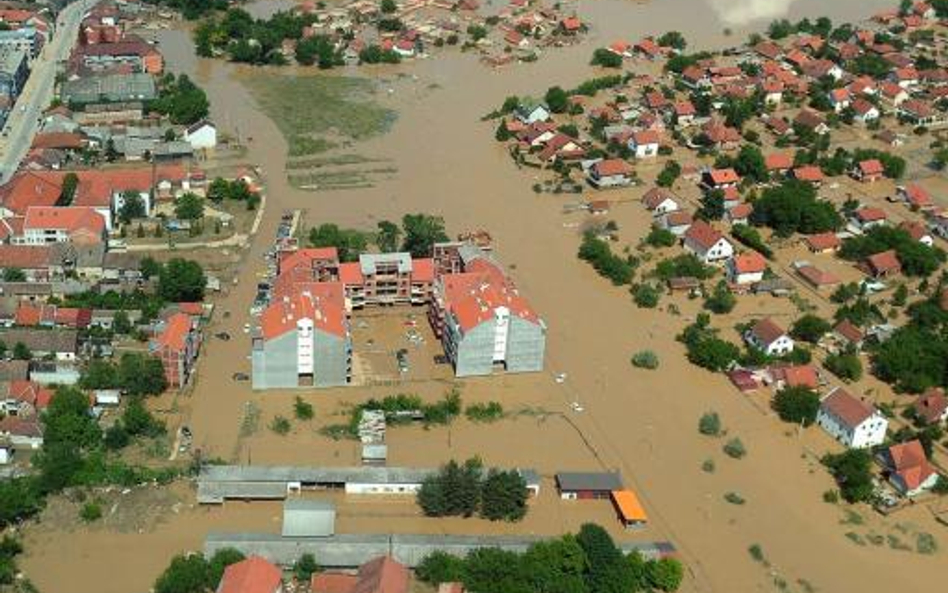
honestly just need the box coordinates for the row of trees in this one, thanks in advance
[309,213,449,261]
[417,458,528,522]
[416,523,684,593]
[840,226,946,278]
[578,230,636,286]
[79,353,169,396]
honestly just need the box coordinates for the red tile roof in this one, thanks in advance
[888,440,935,491]
[866,250,900,274]
[854,207,886,223]
[773,364,818,389]
[339,262,364,285]
[353,556,409,593]
[708,168,739,185]
[797,264,840,287]
[278,247,339,276]
[731,251,766,274]
[834,319,864,344]
[411,258,435,283]
[218,557,282,593]
[914,388,947,425]
[593,159,633,177]
[443,259,538,332]
[23,206,106,239]
[154,313,192,353]
[765,152,793,171]
[261,283,346,340]
[312,573,359,593]
[793,165,824,182]
[749,317,787,348]
[821,387,876,428]
[858,159,885,176]
[684,219,724,250]
[0,245,52,269]
[805,232,840,251]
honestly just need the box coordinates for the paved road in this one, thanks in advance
[0,0,98,183]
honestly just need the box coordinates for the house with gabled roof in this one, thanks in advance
[587,158,633,188]
[913,388,948,426]
[727,251,766,285]
[150,312,201,390]
[816,387,887,448]
[864,249,901,278]
[217,556,283,593]
[879,440,939,497]
[641,187,678,216]
[744,317,794,356]
[683,220,733,264]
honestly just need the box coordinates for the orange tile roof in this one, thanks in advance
[338,261,364,285]
[155,313,192,353]
[218,557,282,593]
[866,249,900,274]
[353,556,409,593]
[443,259,539,332]
[593,159,633,177]
[732,251,767,274]
[312,573,358,593]
[765,152,793,171]
[23,206,106,238]
[0,171,62,214]
[411,258,435,283]
[805,232,840,251]
[888,440,935,491]
[261,282,346,340]
[611,489,648,522]
[684,219,724,250]
[859,159,885,176]
[0,245,52,269]
[821,387,876,427]
[279,247,339,276]
[708,168,739,185]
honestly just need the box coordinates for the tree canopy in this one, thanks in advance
[158,258,206,302]
[750,179,842,237]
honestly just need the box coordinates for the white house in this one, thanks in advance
[184,120,218,150]
[587,159,634,189]
[816,387,888,449]
[881,440,939,497]
[516,101,551,124]
[683,220,734,263]
[744,317,794,356]
[727,251,767,285]
[628,130,660,159]
[641,187,679,216]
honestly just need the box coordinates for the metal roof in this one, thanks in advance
[200,465,434,484]
[555,471,623,491]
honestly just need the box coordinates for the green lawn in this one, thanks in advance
[243,73,396,157]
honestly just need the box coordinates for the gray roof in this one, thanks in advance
[205,532,675,568]
[201,465,434,485]
[0,328,78,354]
[555,471,623,492]
[0,47,26,75]
[62,73,157,104]
[0,361,28,382]
[359,252,412,275]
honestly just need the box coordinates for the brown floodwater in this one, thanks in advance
[21,1,945,592]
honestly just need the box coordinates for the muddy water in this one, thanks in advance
[21,2,945,593]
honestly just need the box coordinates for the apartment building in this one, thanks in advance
[428,244,546,377]
[150,312,201,389]
[252,283,351,389]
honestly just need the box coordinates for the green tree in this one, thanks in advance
[790,314,831,343]
[174,193,205,221]
[822,449,874,503]
[79,359,121,390]
[646,557,684,592]
[401,213,449,258]
[140,256,163,280]
[12,342,30,360]
[154,554,210,593]
[480,469,528,522]
[698,189,725,220]
[544,86,569,113]
[118,192,147,224]
[293,553,319,582]
[123,397,166,437]
[416,551,465,584]
[704,280,736,314]
[0,479,43,528]
[376,220,402,253]
[520,536,588,593]
[825,352,862,381]
[734,144,767,183]
[119,352,169,396]
[632,283,660,308]
[380,0,397,12]
[113,310,133,334]
[773,386,820,425]
[656,160,681,187]
[1,268,25,282]
[158,258,206,302]
[751,179,841,237]
[309,223,369,262]
[57,173,79,206]
[657,31,687,50]
[590,48,623,68]
[36,386,103,493]
[206,549,245,588]
[577,523,634,593]
[151,74,210,125]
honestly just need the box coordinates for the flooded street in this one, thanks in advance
[20,1,945,592]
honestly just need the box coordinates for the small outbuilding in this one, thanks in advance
[555,471,623,499]
[282,499,335,537]
[611,489,648,529]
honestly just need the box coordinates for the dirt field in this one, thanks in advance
[19,0,947,592]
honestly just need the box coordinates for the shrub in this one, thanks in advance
[701,459,716,473]
[703,281,736,314]
[631,350,660,369]
[270,415,291,435]
[822,489,839,504]
[790,314,831,343]
[464,402,504,423]
[645,226,677,248]
[748,544,765,562]
[293,553,319,581]
[80,502,102,522]
[825,353,862,381]
[698,411,722,436]
[632,283,661,308]
[293,397,314,421]
[723,438,747,459]
[724,491,745,505]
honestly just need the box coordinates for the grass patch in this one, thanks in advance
[286,154,378,170]
[916,532,938,555]
[80,501,103,522]
[244,73,396,157]
[288,136,337,157]
[630,349,659,369]
[294,397,314,421]
[887,534,911,551]
[270,415,291,435]
[464,402,504,423]
[845,531,866,546]
[840,509,864,525]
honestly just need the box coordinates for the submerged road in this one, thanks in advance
[0,0,97,183]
